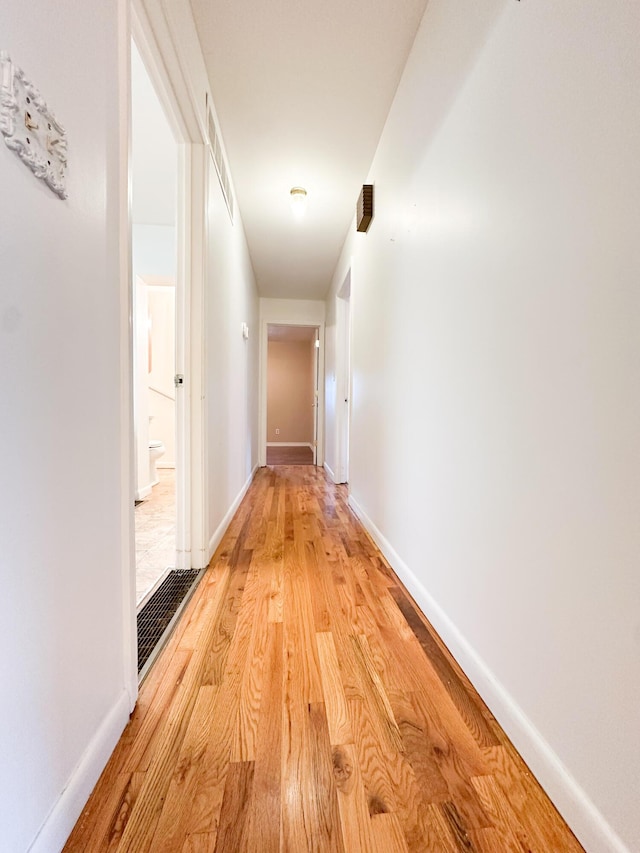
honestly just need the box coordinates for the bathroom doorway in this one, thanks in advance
[123,10,208,691]
[130,38,185,624]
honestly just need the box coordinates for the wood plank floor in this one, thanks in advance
[266,445,314,465]
[65,466,585,853]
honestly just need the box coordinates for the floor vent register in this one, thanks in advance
[137,568,201,673]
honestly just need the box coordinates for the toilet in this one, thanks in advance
[148,439,165,487]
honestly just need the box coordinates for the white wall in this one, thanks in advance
[148,285,176,467]
[0,1,129,850]
[326,2,640,852]
[131,38,176,227]
[132,230,176,497]
[324,272,350,484]
[132,224,177,277]
[260,298,325,327]
[134,276,152,497]
[206,163,259,554]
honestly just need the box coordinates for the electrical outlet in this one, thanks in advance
[275,428,280,435]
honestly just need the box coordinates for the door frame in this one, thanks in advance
[259,317,325,468]
[335,269,352,484]
[120,0,207,701]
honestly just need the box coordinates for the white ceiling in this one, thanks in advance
[189,0,428,299]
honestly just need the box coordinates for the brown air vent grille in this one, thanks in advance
[356,184,374,232]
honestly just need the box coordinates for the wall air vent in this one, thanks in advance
[356,184,374,233]
[207,105,234,223]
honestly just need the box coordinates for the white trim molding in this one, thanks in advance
[135,483,153,501]
[266,442,313,447]
[28,691,130,853]
[207,464,259,563]
[347,493,632,853]
[323,460,337,482]
[116,0,138,712]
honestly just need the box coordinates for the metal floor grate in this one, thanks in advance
[137,569,200,673]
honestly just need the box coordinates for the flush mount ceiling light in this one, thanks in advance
[290,186,307,219]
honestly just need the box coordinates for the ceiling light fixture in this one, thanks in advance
[290,186,307,219]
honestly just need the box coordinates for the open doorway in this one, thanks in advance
[266,324,320,465]
[122,10,208,691]
[131,38,179,607]
[130,35,206,679]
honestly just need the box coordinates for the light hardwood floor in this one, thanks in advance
[266,445,314,465]
[65,466,584,852]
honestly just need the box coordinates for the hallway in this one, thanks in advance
[65,467,582,852]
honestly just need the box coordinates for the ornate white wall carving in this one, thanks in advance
[0,52,67,198]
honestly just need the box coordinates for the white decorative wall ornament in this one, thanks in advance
[0,52,67,199]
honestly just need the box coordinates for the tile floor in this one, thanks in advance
[135,468,176,605]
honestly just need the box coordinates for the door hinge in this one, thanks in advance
[174,374,184,387]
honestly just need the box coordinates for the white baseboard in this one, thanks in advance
[135,483,152,501]
[207,464,259,563]
[28,690,131,853]
[266,441,313,447]
[347,494,631,853]
[323,461,336,482]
